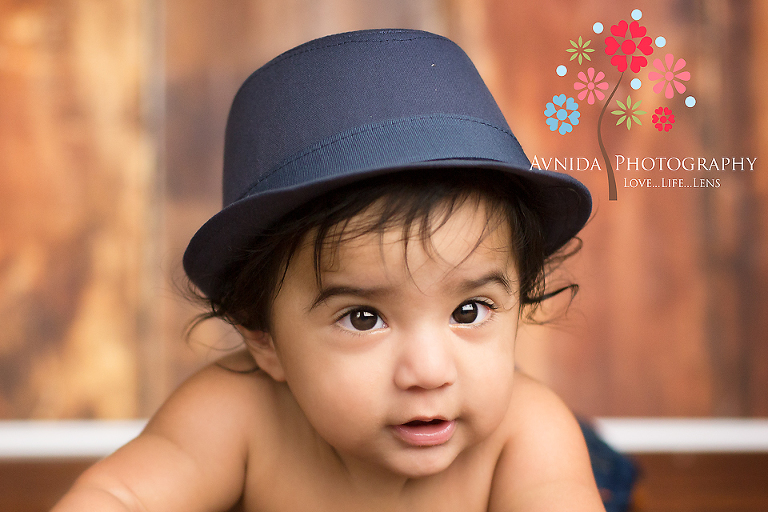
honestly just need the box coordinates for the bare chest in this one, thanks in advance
[239,444,499,512]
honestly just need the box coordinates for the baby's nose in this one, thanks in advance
[393,328,457,391]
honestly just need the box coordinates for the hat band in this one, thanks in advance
[235,114,531,202]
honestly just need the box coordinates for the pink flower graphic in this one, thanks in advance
[605,20,654,73]
[648,54,690,99]
[574,68,609,105]
[652,107,675,132]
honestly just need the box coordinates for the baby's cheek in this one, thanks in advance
[292,370,380,434]
[462,359,515,434]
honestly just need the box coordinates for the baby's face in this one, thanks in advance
[261,201,520,478]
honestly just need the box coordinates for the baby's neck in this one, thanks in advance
[273,382,455,508]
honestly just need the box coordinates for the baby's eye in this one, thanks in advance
[337,308,386,332]
[450,300,494,325]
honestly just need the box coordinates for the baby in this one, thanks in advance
[53,29,603,511]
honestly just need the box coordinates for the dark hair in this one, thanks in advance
[187,169,579,333]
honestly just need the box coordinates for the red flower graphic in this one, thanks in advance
[652,107,675,132]
[605,20,654,73]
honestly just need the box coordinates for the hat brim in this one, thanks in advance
[183,158,591,300]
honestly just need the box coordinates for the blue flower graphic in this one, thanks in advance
[545,94,580,134]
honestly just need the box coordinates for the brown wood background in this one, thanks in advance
[1,0,766,421]
[5,454,768,512]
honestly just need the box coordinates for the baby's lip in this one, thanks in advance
[391,417,456,447]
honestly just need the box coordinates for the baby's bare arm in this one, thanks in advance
[488,372,605,512]
[52,359,257,512]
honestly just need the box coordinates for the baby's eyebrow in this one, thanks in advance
[308,285,389,311]
[456,271,513,295]
[308,270,513,311]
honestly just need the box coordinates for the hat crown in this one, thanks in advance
[223,29,520,206]
[184,29,591,301]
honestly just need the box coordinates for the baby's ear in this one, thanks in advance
[237,327,286,382]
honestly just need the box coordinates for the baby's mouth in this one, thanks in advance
[392,418,456,447]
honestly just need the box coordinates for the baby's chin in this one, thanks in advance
[377,437,466,480]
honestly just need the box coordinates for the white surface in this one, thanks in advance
[592,418,768,453]
[1,418,767,458]
[0,420,146,458]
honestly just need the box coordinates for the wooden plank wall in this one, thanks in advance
[0,0,161,419]
[0,0,766,421]
[484,0,768,417]
[4,454,768,512]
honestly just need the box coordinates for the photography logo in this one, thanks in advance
[541,8,697,200]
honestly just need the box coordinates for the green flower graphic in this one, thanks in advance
[566,36,595,65]
[612,95,645,130]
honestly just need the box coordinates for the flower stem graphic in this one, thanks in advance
[597,71,624,200]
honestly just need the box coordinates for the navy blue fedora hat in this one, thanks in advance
[184,29,591,300]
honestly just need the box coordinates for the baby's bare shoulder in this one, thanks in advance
[487,371,604,511]
[52,351,280,511]
[148,350,279,436]
[496,372,587,463]
[139,350,282,473]
[507,371,573,421]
